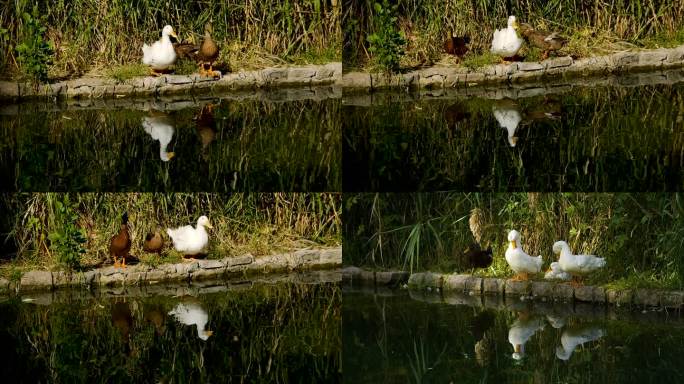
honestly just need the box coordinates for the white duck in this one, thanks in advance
[142,112,175,161]
[492,101,522,147]
[553,241,606,287]
[168,302,214,341]
[544,261,571,281]
[505,230,543,280]
[167,216,213,259]
[490,16,523,62]
[508,313,545,360]
[142,25,178,75]
[555,325,605,360]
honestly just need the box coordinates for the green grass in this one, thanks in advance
[345,193,684,290]
[461,51,499,70]
[106,63,148,82]
[1,193,341,273]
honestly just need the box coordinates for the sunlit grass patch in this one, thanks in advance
[107,63,148,82]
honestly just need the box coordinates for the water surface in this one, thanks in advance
[343,79,684,191]
[0,89,340,192]
[0,278,341,382]
[343,287,684,383]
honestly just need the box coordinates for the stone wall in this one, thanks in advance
[0,63,342,100]
[341,267,684,309]
[0,247,341,294]
[342,46,684,91]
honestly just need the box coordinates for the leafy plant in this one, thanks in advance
[366,0,406,72]
[47,195,86,270]
[15,5,54,83]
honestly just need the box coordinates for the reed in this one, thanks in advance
[344,0,684,69]
[1,0,341,79]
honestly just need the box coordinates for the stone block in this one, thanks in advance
[530,281,554,298]
[20,271,53,290]
[660,291,684,309]
[443,274,469,291]
[197,259,226,269]
[408,272,444,289]
[375,271,409,286]
[552,283,574,301]
[606,289,633,306]
[482,278,505,295]
[546,56,573,68]
[505,280,531,296]
[634,289,660,307]
[225,255,254,267]
[52,271,72,287]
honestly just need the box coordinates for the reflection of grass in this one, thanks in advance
[4,282,340,382]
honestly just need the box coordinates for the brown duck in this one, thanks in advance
[195,103,216,155]
[444,30,470,57]
[197,23,220,78]
[464,243,493,269]
[143,229,164,254]
[109,212,131,268]
[519,23,567,60]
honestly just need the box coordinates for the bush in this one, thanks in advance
[15,5,54,83]
[47,195,86,270]
[366,0,406,72]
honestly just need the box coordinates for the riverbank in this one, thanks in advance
[342,267,684,309]
[0,247,341,294]
[342,46,684,91]
[0,63,341,101]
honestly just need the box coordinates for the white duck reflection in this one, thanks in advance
[492,100,522,147]
[142,111,176,161]
[508,312,545,360]
[555,325,605,360]
[168,301,213,340]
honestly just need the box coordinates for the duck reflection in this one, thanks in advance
[555,325,605,360]
[111,300,134,355]
[144,303,167,335]
[168,299,213,341]
[471,310,495,366]
[142,110,175,161]
[444,101,471,134]
[508,312,545,360]
[194,103,217,159]
[492,100,521,147]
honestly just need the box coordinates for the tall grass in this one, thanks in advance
[1,192,341,270]
[344,193,684,289]
[1,0,341,79]
[344,0,684,68]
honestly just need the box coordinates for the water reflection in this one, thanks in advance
[1,94,340,191]
[555,324,605,360]
[508,312,545,360]
[0,280,340,382]
[343,287,684,383]
[492,100,521,147]
[142,111,176,162]
[168,299,213,341]
[343,81,684,191]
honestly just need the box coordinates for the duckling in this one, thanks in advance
[519,23,567,60]
[109,212,131,269]
[197,23,220,78]
[464,243,493,269]
[444,30,470,57]
[143,229,164,254]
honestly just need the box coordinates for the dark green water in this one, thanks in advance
[0,94,340,192]
[343,82,684,191]
[0,281,340,383]
[343,287,684,384]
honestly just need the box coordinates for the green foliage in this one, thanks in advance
[366,0,406,72]
[106,64,148,82]
[14,5,54,83]
[47,195,86,270]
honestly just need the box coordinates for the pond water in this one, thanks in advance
[343,287,684,384]
[0,89,340,192]
[0,278,341,383]
[343,79,684,192]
